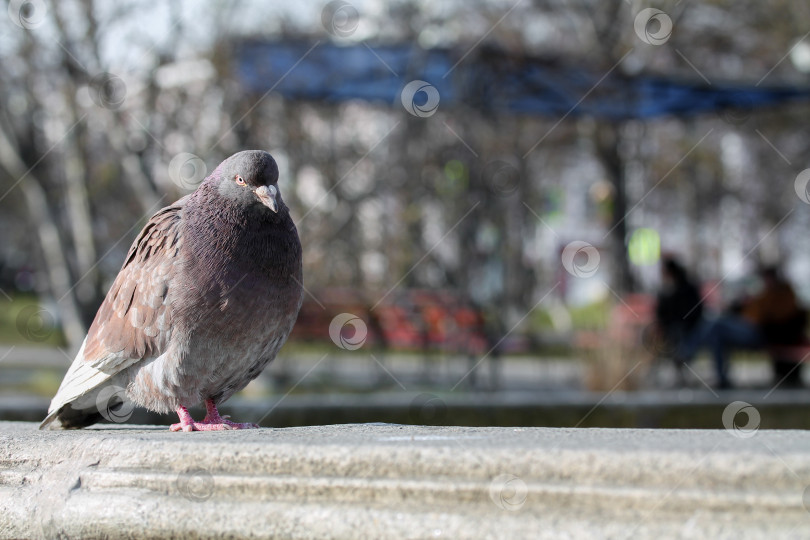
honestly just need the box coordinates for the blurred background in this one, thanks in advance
[3,0,810,429]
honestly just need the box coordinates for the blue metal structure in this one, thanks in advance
[235,41,810,120]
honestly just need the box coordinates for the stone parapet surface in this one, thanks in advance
[1,421,809,538]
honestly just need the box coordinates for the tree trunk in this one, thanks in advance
[595,121,635,293]
[0,125,87,347]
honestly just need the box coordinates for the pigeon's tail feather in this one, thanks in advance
[39,338,134,430]
[39,404,104,430]
[39,408,60,430]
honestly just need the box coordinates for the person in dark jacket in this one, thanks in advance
[653,256,703,383]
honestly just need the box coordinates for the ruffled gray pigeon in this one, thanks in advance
[40,150,303,431]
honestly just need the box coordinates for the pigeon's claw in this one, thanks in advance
[171,401,260,432]
[169,421,195,432]
[170,421,254,431]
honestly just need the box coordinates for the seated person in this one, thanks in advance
[748,268,806,387]
[681,266,803,389]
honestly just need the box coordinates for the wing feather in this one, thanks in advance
[40,196,188,429]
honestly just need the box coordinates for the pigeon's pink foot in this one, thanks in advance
[171,401,259,432]
[170,421,254,431]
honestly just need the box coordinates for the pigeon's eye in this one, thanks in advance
[235,175,246,186]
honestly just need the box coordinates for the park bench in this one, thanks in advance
[290,288,489,356]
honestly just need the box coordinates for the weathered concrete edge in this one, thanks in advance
[2,422,810,539]
[9,389,810,430]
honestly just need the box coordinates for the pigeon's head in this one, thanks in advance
[213,150,285,215]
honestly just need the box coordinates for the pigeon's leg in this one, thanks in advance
[201,399,259,429]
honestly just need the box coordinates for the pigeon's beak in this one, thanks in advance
[255,185,278,213]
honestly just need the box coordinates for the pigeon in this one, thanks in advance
[40,150,303,431]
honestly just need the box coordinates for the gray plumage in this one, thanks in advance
[41,150,303,429]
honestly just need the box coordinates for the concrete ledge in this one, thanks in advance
[7,389,810,429]
[1,422,810,538]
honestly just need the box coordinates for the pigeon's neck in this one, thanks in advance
[185,193,301,278]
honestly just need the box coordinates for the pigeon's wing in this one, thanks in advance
[40,197,188,429]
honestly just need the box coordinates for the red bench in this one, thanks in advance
[290,288,489,355]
